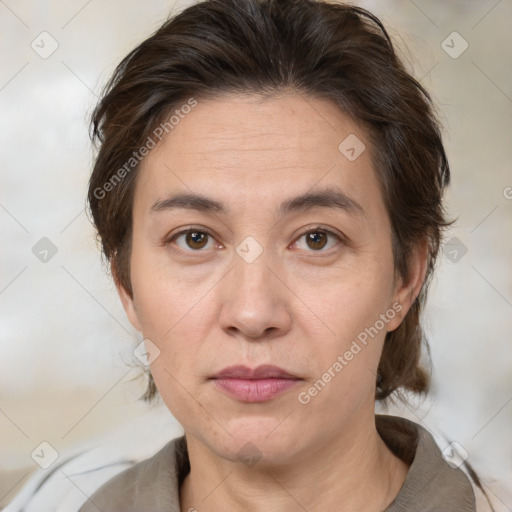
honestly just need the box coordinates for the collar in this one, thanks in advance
[80,414,476,512]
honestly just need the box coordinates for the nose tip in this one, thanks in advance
[227,325,278,341]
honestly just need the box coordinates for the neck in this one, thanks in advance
[179,412,409,512]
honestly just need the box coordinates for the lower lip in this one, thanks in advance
[212,378,300,403]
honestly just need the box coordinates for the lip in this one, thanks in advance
[210,365,302,403]
[212,364,299,380]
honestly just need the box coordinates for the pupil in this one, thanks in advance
[188,231,206,248]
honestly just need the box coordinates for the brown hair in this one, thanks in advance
[88,0,451,404]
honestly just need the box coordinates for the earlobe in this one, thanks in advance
[387,239,429,332]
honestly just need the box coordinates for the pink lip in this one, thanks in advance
[210,365,302,403]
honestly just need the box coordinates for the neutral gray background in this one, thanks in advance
[1,0,511,509]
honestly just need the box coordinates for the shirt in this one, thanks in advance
[77,414,477,512]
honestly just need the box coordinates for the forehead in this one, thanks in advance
[134,93,385,223]
[149,93,360,162]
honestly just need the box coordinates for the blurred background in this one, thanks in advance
[1,0,511,509]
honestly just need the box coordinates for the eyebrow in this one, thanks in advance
[150,187,365,218]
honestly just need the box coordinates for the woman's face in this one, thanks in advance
[117,93,421,466]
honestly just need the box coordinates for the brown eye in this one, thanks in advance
[184,231,209,249]
[305,231,328,250]
[294,228,342,252]
[168,229,215,251]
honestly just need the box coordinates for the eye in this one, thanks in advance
[164,226,344,254]
[293,227,343,252]
[166,228,218,252]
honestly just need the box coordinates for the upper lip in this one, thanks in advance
[211,364,300,380]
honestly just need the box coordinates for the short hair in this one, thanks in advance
[88,0,452,403]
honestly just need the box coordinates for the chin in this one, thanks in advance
[208,416,306,467]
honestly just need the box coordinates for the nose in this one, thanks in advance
[218,248,292,341]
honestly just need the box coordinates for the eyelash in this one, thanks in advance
[163,226,344,256]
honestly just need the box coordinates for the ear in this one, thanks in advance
[386,238,429,332]
[112,261,142,333]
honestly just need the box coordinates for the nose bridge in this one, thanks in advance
[218,235,290,339]
[233,235,275,304]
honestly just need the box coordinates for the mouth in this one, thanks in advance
[211,364,300,380]
[209,364,303,403]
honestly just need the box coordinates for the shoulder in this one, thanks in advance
[459,463,499,512]
[4,408,183,512]
[78,436,185,512]
[3,447,137,512]
[377,414,501,512]
[470,480,495,512]
[377,414,478,511]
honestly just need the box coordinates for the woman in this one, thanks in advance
[79,0,494,510]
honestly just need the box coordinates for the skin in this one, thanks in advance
[116,92,428,512]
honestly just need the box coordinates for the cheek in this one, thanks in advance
[129,234,204,337]
[296,290,392,418]
[149,354,219,442]
[129,256,221,406]
[301,260,395,342]
[297,257,396,387]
